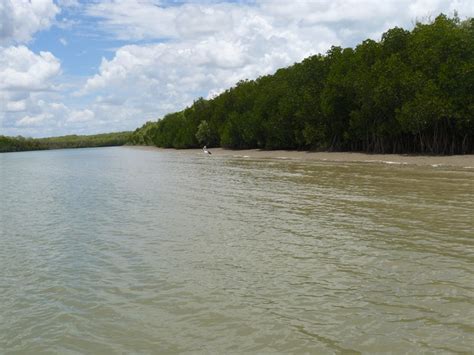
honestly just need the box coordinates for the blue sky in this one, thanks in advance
[1,0,473,138]
[29,14,115,77]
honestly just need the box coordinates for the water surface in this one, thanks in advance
[1,147,473,353]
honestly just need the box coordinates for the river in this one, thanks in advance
[1,147,473,353]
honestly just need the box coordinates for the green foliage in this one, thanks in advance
[131,14,473,154]
[0,132,131,153]
[195,120,211,145]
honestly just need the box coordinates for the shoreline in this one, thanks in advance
[125,146,474,168]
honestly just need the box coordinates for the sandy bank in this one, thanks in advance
[126,146,474,168]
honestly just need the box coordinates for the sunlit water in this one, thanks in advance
[1,147,473,353]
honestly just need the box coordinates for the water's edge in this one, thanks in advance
[126,145,474,168]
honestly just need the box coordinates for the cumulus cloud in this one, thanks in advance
[0,0,59,45]
[0,0,64,136]
[0,45,61,91]
[0,2,61,115]
[84,0,178,41]
[6,100,26,112]
[67,109,94,123]
[85,0,474,43]
[4,98,109,137]
[56,0,80,8]
[0,45,63,135]
[16,112,52,127]
[80,3,337,123]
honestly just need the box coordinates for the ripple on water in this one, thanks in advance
[1,147,473,353]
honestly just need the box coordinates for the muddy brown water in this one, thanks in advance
[1,147,473,353]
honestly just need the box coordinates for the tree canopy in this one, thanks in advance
[0,132,131,153]
[130,15,474,154]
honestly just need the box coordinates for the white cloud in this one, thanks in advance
[67,109,94,123]
[16,112,52,127]
[0,45,61,91]
[80,3,337,124]
[448,0,474,14]
[56,0,80,8]
[84,0,178,41]
[0,45,63,135]
[84,0,474,44]
[0,0,69,136]
[6,100,26,112]
[0,0,59,45]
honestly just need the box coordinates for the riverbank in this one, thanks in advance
[0,132,131,153]
[127,146,474,168]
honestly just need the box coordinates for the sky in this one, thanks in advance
[1,0,473,138]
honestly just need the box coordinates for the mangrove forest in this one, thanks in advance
[0,132,131,153]
[130,14,474,154]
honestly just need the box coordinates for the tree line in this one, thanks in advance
[130,14,474,154]
[0,132,131,153]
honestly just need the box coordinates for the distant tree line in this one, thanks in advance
[0,132,131,153]
[130,15,474,154]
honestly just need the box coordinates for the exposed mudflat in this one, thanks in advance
[127,146,474,168]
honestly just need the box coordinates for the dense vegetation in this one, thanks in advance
[0,132,131,153]
[130,15,474,154]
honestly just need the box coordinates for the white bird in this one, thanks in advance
[203,145,212,155]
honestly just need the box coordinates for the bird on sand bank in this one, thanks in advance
[203,146,212,155]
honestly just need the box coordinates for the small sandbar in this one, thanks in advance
[125,146,474,168]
